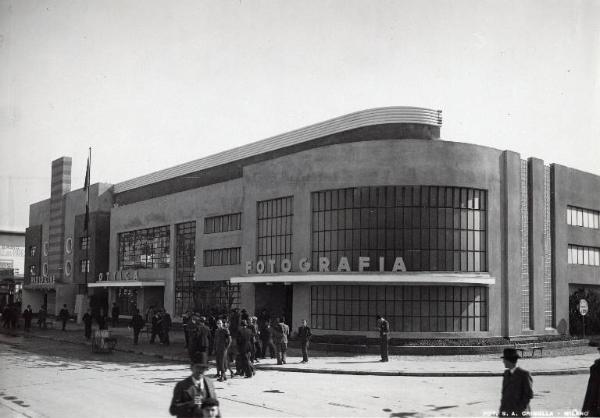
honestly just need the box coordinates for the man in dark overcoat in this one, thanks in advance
[130,308,145,345]
[236,319,254,378]
[169,354,219,418]
[298,319,312,363]
[213,319,231,381]
[376,314,390,362]
[499,347,533,416]
[582,340,600,417]
[59,304,69,331]
[22,305,33,331]
[189,316,211,365]
[82,308,93,339]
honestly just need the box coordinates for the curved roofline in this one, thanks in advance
[114,106,442,194]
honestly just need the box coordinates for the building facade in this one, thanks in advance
[23,107,600,338]
[0,230,25,308]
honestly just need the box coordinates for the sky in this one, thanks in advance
[0,0,599,231]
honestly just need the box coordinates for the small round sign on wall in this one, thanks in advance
[580,299,589,316]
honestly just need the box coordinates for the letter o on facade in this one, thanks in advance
[256,260,265,274]
[281,258,292,273]
[65,237,73,254]
[65,261,72,277]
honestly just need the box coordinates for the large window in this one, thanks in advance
[568,245,600,266]
[567,206,600,229]
[118,225,170,269]
[80,259,90,273]
[204,213,242,234]
[80,236,89,251]
[256,196,293,271]
[116,288,137,316]
[175,221,196,316]
[311,285,488,332]
[203,247,241,267]
[311,186,487,272]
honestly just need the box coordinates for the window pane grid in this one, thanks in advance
[568,244,600,266]
[204,213,242,234]
[118,225,170,269]
[203,247,241,267]
[256,196,293,272]
[311,187,487,272]
[311,285,488,332]
[175,221,196,316]
[567,206,600,229]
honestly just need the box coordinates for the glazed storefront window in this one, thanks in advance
[311,285,488,332]
[118,225,170,269]
[175,221,196,316]
[311,186,487,272]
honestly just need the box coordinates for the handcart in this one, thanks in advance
[91,329,117,353]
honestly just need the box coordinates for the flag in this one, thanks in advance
[84,150,90,232]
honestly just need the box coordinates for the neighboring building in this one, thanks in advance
[23,107,600,339]
[0,229,25,309]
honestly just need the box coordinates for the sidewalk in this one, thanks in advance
[1,322,596,377]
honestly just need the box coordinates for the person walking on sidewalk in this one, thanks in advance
[273,317,289,365]
[236,319,254,378]
[260,321,276,359]
[37,305,47,329]
[150,310,161,343]
[111,303,120,328]
[130,308,145,345]
[189,315,211,365]
[22,305,33,331]
[582,340,600,417]
[59,304,70,331]
[160,310,172,346]
[214,319,231,382]
[82,308,93,340]
[498,348,533,417]
[169,354,219,418]
[376,314,389,362]
[298,319,312,363]
[96,308,108,330]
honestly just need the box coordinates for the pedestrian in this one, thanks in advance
[96,308,107,330]
[376,314,389,362]
[111,302,120,328]
[199,398,221,418]
[182,310,193,349]
[298,319,312,363]
[223,321,236,379]
[9,303,18,329]
[82,308,93,340]
[249,316,260,363]
[150,309,161,343]
[169,354,218,418]
[189,315,210,364]
[130,308,145,345]
[498,347,533,417]
[582,339,600,417]
[214,319,231,382]
[260,321,275,359]
[37,305,47,329]
[273,317,289,365]
[236,319,254,378]
[59,304,69,331]
[22,304,33,331]
[160,310,172,346]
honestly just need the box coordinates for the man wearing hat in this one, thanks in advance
[582,339,600,417]
[169,353,218,418]
[499,347,533,417]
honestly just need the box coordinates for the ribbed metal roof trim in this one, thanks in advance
[114,107,442,194]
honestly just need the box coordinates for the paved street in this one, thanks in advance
[0,332,593,417]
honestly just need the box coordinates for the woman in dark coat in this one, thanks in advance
[582,341,600,417]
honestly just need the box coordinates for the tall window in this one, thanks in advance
[567,206,600,229]
[175,221,196,316]
[80,259,90,273]
[204,248,241,267]
[80,236,89,250]
[256,196,293,272]
[204,213,242,234]
[311,285,488,332]
[311,186,487,272]
[118,225,170,269]
[116,288,137,316]
[568,245,600,266]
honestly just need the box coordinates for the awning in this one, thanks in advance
[230,272,495,286]
[87,281,165,288]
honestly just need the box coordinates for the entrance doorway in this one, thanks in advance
[254,283,293,326]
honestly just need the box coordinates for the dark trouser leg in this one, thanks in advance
[150,331,157,343]
[85,325,91,339]
[281,343,288,364]
[301,341,309,362]
[381,336,389,361]
[133,329,140,344]
[184,330,189,348]
[275,343,282,364]
[216,350,226,376]
[242,352,253,377]
[62,320,67,331]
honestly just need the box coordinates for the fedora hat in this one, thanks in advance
[501,348,521,360]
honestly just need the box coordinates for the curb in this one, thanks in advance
[1,331,592,378]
